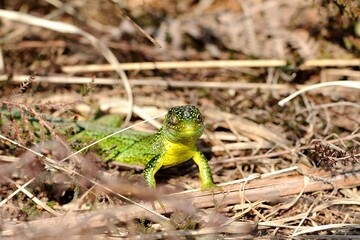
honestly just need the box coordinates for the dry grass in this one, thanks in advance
[1,0,360,238]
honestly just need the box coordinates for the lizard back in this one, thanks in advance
[69,123,163,165]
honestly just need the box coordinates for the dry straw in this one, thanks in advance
[0,9,133,125]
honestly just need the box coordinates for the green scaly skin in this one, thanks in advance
[70,105,217,190]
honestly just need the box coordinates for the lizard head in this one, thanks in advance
[163,105,204,143]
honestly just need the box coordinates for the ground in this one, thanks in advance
[0,0,360,238]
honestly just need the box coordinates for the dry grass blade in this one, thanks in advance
[0,155,19,163]
[0,48,4,72]
[0,178,35,207]
[0,9,133,125]
[117,9,161,48]
[292,200,316,236]
[61,60,287,73]
[10,178,62,217]
[61,59,360,73]
[293,224,360,236]
[278,80,360,106]
[133,106,162,129]
[303,59,360,68]
[0,74,294,90]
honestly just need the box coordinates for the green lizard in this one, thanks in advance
[70,105,217,190]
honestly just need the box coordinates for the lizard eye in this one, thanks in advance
[196,114,203,123]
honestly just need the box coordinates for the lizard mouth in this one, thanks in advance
[179,130,200,137]
[165,126,204,143]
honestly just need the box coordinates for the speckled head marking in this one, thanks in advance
[163,105,204,143]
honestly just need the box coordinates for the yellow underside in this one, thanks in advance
[161,138,196,167]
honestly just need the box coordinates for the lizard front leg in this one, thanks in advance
[143,155,163,188]
[192,151,218,191]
